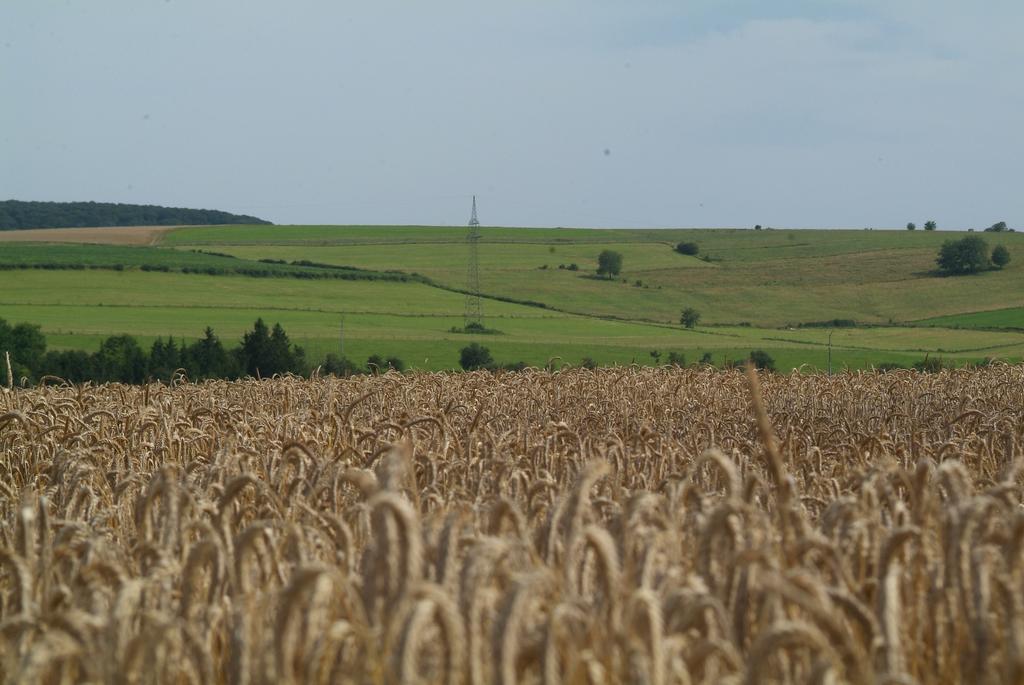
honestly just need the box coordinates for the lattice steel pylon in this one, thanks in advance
[464,196,483,329]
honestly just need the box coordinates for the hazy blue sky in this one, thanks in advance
[2,1,1021,228]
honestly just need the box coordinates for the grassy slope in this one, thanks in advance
[2,269,1018,370]
[915,307,1024,331]
[1,226,1021,371]
[0,242,403,280]
[166,226,1024,326]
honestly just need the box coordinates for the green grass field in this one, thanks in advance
[1,225,1022,371]
[168,226,1024,326]
[915,307,1024,331]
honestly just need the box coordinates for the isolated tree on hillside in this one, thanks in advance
[680,308,701,328]
[936,235,991,275]
[596,250,623,279]
[906,222,916,231]
[992,244,1011,269]
[986,221,1009,232]
[924,220,937,231]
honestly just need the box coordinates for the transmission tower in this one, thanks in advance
[464,196,483,329]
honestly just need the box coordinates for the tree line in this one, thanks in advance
[1,318,314,384]
[0,200,271,230]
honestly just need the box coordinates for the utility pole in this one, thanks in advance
[828,330,833,376]
[464,196,483,329]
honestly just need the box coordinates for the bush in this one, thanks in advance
[748,350,776,371]
[924,220,937,231]
[985,221,1009,232]
[992,244,1011,268]
[459,343,494,371]
[936,235,991,275]
[321,354,360,376]
[675,242,699,256]
[680,308,700,328]
[366,354,387,374]
[906,222,916,231]
[913,356,945,373]
[799,319,856,328]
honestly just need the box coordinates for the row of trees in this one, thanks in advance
[9,320,308,384]
[0,200,272,229]
[908,220,1017,232]
[0,200,271,230]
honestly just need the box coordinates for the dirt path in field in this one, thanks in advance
[0,226,185,246]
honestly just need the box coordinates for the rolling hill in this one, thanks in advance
[0,224,1021,371]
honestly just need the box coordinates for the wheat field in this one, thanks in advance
[1,366,1023,684]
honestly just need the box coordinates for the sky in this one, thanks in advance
[2,1,1022,229]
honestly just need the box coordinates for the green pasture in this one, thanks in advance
[1,268,1019,371]
[915,307,1024,331]
[0,242,394,280]
[168,226,1024,326]
[1,225,1022,371]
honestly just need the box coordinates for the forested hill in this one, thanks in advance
[0,200,271,230]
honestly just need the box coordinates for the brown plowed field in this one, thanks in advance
[0,225,181,245]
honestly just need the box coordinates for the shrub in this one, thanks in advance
[913,356,945,373]
[799,319,856,328]
[992,244,1011,268]
[906,222,916,231]
[366,354,387,374]
[459,343,494,371]
[675,242,699,256]
[924,220,937,231]
[748,350,776,371]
